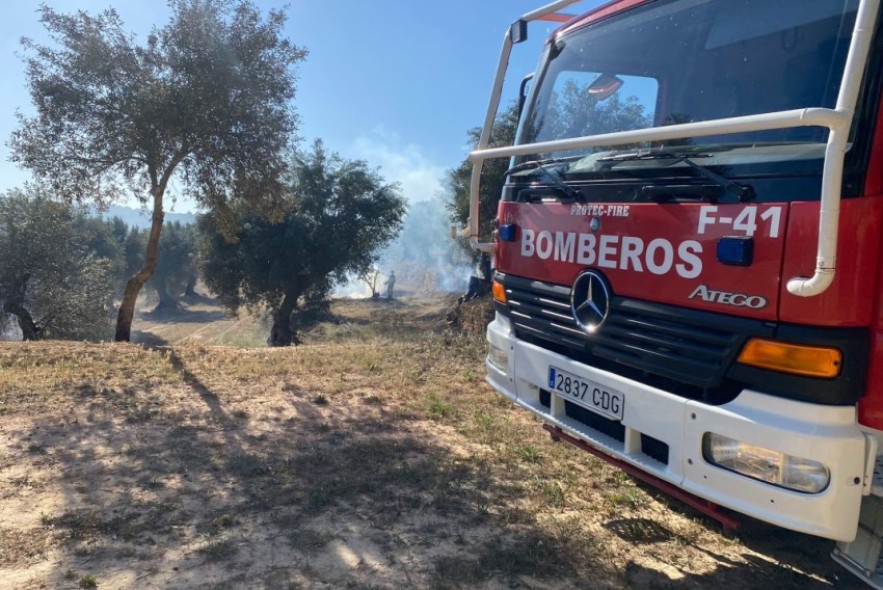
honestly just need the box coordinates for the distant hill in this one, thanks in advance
[92,204,197,229]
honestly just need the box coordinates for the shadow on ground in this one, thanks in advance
[604,512,865,589]
[141,307,228,324]
[130,330,169,346]
[1,342,867,589]
[2,348,599,589]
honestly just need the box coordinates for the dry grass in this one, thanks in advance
[0,296,865,589]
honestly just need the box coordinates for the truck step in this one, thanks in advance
[872,455,883,498]
[833,494,883,588]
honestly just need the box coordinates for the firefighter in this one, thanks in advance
[385,271,396,299]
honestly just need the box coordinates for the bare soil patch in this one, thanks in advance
[0,297,866,589]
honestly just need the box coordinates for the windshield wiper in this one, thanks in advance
[599,151,755,202]
[598,150,710,162]
[505,157,583,201]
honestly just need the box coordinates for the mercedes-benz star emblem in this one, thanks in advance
[570,270,611,334]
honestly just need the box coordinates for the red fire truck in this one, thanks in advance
[468,0,883,584]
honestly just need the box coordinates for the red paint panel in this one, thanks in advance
[864,93,883,197]
[778,198,883,327]
[537,13,575,23]
[859,194,883,430]
[495,200,788,321]
[861,331,883,429]
[853,87,883,428]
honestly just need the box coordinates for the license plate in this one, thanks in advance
[548,366,625,421]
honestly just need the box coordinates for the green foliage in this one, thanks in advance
[446,103,519,281]
[123,227,148,284]
[199,140,407,345]
[447,103,519,245]
[0,190,115,341]
[149,222,198,310]
[74,215,138,294]
[11,0,307,341]
[69,214,198,305]
[606,487,647,509]
[519,445,543,464]
[11,0,306,207]
[426,394,453,421]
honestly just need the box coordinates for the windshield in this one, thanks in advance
[517,0,859,172]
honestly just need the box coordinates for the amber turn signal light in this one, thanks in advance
[737,338,842,378]
[492,280,507,304]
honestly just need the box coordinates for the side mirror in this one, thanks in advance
[510,20,528,44]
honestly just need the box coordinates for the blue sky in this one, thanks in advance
[0,1,604,212]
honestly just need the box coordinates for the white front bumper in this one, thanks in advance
[487,316,869,542]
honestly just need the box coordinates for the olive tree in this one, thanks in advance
[75,215,130,291]
[11,0,306,341]
[200,141,407,346]
[150,222,198,311]
[447,103,519,284]
[0,191,115,341]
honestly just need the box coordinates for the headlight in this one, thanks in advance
[487,343,509,374]
[702,432,830,494]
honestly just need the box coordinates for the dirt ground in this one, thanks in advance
[0,297,870,589]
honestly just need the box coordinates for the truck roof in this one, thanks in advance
[553,0,652,39]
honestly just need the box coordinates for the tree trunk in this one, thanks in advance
[478,252,492,283]
[184,274,197,297]
[153,280,179,312]
[115,190,165,342]
[3,274,40,340]
[268,292,297,347]
[3,301,40,341]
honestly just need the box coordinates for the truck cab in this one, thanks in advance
[470,0,883,585]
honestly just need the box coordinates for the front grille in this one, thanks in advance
[503,274,772,391]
